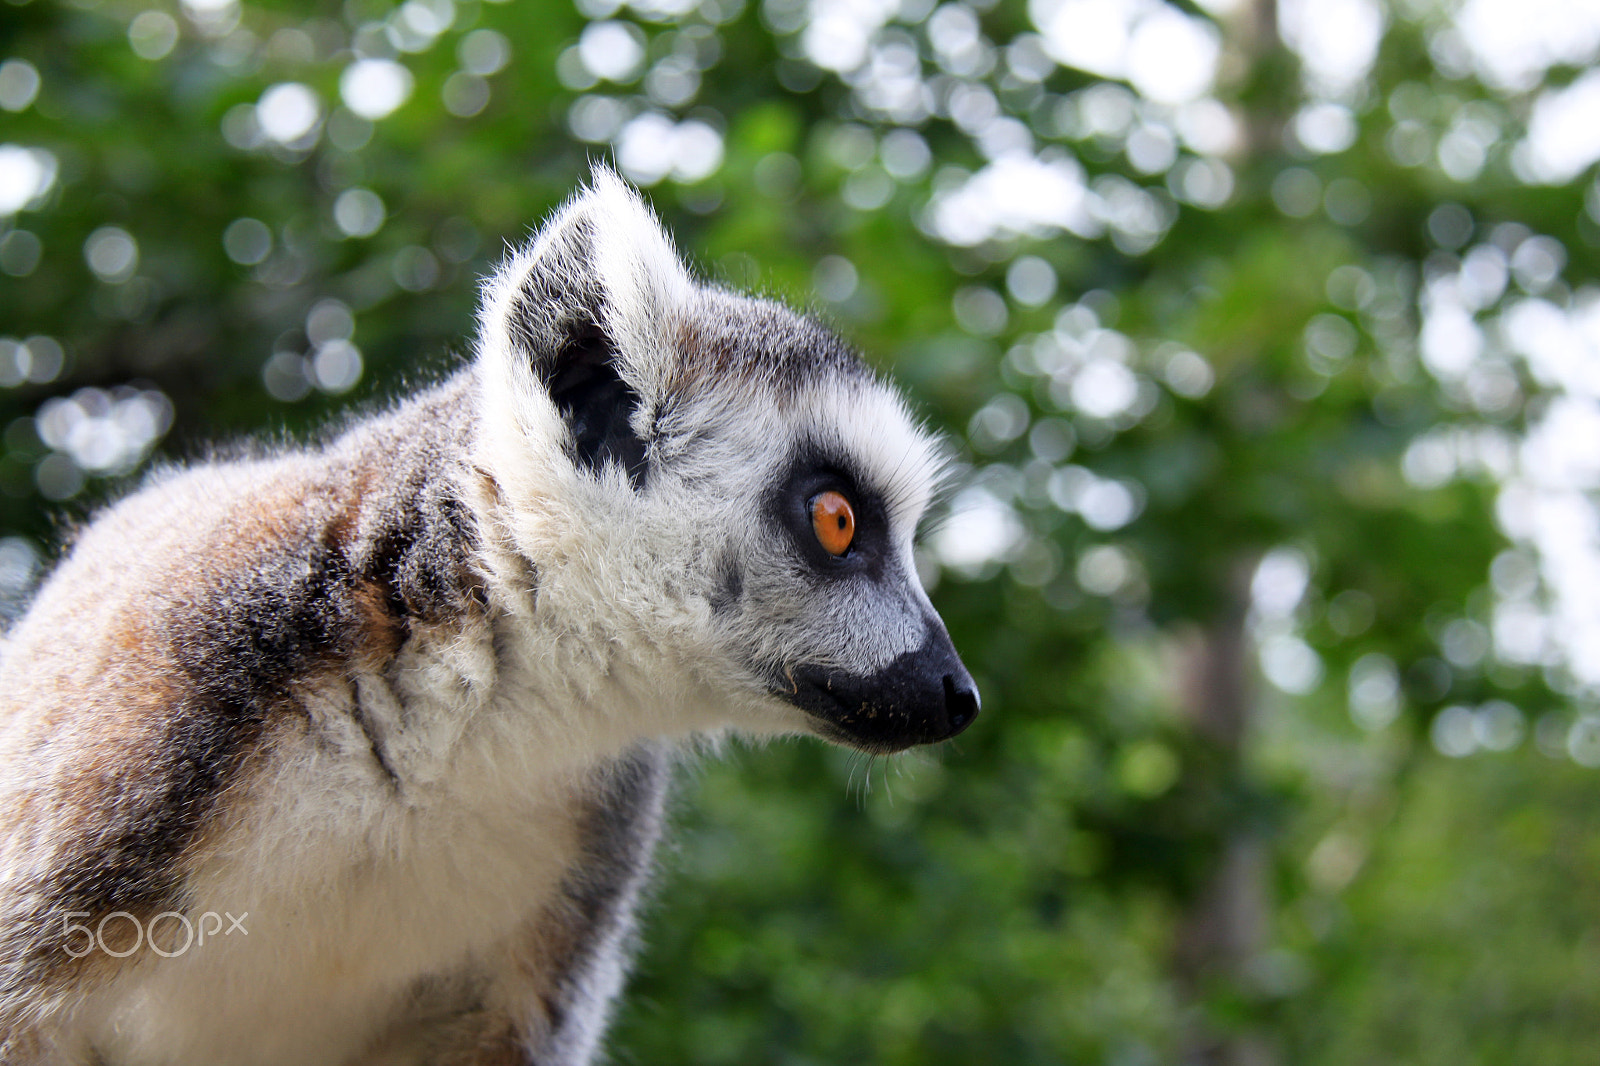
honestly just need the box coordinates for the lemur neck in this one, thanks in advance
[320,367,712,792]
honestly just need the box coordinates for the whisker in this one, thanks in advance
[845,750,870,808]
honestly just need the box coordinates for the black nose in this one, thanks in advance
[776,617,980,752]
[941,672,980,739]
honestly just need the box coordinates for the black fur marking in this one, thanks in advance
[177,544,351,701]
[546,325,649,490]
[564,744,666,926]
[685,291,873,398]
[363,486,480,624]
[539,991,568,1045]
[534,743,669,1062]
[708,554,743,617]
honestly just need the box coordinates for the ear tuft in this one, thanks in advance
[477,166,692,487]
[502,211,606,378]
[487,166,691,380]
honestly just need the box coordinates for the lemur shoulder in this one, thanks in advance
[0,170,978,1065]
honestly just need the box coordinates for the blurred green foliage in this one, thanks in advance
[4,0,1600,1060]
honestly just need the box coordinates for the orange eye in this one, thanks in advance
[811,491,856,556]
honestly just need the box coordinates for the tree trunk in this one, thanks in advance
[1172,560,1274,1066]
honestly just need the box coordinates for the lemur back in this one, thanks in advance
[0,170,977,1065]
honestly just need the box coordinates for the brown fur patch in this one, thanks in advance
[349,578,406,669]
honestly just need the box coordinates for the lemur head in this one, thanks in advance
[473,168,977,754]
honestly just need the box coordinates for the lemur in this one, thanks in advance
[0,169,978,1065]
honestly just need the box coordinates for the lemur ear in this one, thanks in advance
[476,167,693,486]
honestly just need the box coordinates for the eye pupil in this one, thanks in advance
[811,490,856,557]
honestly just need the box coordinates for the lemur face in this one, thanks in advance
[664,296,979,754]
[476,169,978,754]
[742,437,980,753]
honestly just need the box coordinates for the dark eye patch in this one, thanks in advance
[767,449,889,577]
